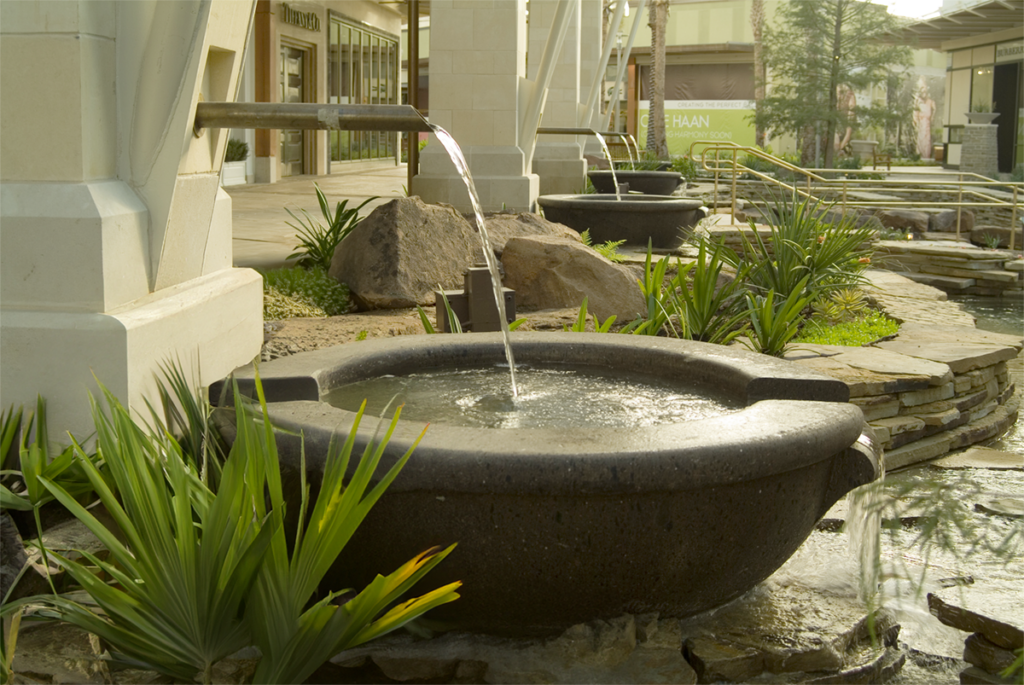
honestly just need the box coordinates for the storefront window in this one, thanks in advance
[971,67,993,111]
[328,15,398,163]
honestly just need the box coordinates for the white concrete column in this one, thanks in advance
[0,1,262,438]
[579,0,605,157]
[528,0,587,196]
[410,0,538,213]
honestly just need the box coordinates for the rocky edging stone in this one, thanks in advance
[929,593,1023,684]
[788,270,1022,472]
[873,239,1023,297]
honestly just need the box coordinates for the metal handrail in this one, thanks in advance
[687,140,1022,249]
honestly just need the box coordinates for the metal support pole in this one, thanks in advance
[956,174,963,240]
[580,0,627,129]
[731,148,738,224]
[713,148,720,216]
[520,0,576,171]
[1013,187,1019,251]
[601,0,648,132]
[408,0,420,193]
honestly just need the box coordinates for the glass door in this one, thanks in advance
[280,45,306,177]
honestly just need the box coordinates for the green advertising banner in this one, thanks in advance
[638,100,756,156]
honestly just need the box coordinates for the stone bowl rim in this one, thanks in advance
[221,333,867,495]
[586,169,683,180]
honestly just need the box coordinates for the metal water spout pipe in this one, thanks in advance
[579,0,628,130]
[602,0,648,133]
[519,0,578,171]
[193,102,433,133]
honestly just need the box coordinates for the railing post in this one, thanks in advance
[714,148,720,219]
[956,173,963,240]
[842,181,847,218]
[1013,187,1019,252]
[731,148,738,224]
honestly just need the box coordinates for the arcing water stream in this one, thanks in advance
[429,124,519,396]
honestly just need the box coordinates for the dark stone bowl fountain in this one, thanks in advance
[215,333,878,636]
[588,169,683,195]
[537,194,707,249]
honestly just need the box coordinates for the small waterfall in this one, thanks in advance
[622,136,636,170]
[846,431,885,603]
[429,124,519,397]
[592,131,622,201]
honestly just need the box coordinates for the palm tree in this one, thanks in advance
[751,0,766,147]
[646,0,669,158]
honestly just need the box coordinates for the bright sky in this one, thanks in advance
[873,0,944,19]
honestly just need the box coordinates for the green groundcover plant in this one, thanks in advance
[262,265,352,319]
[2,372,460,685]
[795,310,898,347]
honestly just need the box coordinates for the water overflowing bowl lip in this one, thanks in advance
[220,333,865,494]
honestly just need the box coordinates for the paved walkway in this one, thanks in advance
[226,163,408,270]
[225,162,974,270]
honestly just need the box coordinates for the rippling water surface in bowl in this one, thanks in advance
[323,365,741,429]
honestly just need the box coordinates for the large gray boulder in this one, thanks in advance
[876,209,930,233]
[501,234,645,321]
[329,199,588,310]
[329,197,477,310]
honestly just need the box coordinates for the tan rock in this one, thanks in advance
[478,211,582,254]
[501,235,646,322]
[899,382,954,407]
[885,432,953,471]
[850,395,900,421]
[932,446,1024,470]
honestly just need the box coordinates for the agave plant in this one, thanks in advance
[741,276,811,357]
[722,191,875,303]
[625,243,681,337]
[4,373,460,684]
[673,239,751,345]
[286,185,378,271]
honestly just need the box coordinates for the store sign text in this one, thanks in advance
[637,101,755,155]
[281,3,320,32]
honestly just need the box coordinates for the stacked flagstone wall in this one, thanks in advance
[873,240,1023,296]
[787,271,1021,472]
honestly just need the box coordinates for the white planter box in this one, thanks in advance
[221,161,247,186]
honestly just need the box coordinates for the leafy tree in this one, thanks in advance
[755,0,911,167]
[645,0,670,158]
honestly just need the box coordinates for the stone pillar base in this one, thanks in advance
[412,146,539,213]
[533,142,587,195]
[959,125,998,178]
[0,269,263,439]
[254,156,278,184]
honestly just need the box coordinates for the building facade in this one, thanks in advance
[893,0,1023,171]
[247,0,403,184]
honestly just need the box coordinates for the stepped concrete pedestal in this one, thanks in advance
[0,1,262,437]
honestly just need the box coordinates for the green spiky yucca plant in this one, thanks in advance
[721,191,875,303]
[3,372,460,684]
[286,185,378,271]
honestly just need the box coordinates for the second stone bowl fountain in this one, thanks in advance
[215,333,879,636]
[537,193,707,249]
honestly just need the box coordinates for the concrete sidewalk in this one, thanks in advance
[226,162,408,270]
